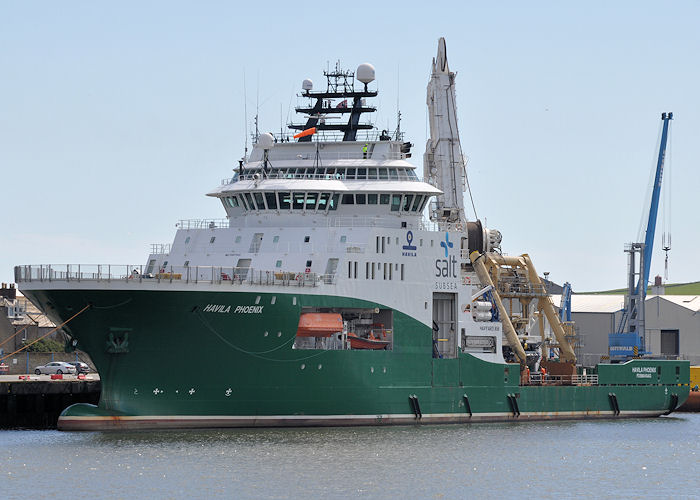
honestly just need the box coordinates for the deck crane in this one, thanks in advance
[609,112,672,361]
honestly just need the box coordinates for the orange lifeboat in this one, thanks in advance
[296,313,343,337]
[347,332,390,350]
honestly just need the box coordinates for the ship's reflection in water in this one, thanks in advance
[1,415,697,499]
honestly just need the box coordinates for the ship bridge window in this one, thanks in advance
[231,196,240,207]
[402,194,414,211]
[378,168,388,179]
[357,168,367,179]
[391,195,402,212]
[398,169,408,180]
[318,192,330,210]
[368,168,377,179]
[254,192,265,209]
[342,194,354,205]
[412,195,423,212]
[380,194,390,205]
[305,192,318,209]
[244,193,256,210]
[346,168,356,179]
[279,192,291,209]
[265,192,278,210]
[408,170,418,180]
[293,192,305,210]
[368,194,378,204]
[389,168,398,180]
[356,194,366,204]
[329,194,340,210]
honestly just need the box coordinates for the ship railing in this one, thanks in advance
[14,265,337,287]
[268,129,405,144]
[496,276,548,297]
[176,219,230,230]
[526,373,599,386]
[222,170,424,184]
[150,243,172,255]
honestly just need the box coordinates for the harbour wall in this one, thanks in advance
[0,379,100,429]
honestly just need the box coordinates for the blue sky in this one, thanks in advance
[1,1,699,291]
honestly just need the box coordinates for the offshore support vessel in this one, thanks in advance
[15,38,689,430]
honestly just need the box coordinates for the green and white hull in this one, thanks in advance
[18,285,690,431]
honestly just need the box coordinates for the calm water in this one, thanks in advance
[1,415,698,499]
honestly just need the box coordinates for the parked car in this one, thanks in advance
[34,361,77,375]
[68,362,90,374]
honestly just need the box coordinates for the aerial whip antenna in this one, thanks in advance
[243,70,249,161]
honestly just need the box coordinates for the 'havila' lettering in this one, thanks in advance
[203,304,231,313]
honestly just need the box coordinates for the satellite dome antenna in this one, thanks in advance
[257,132,274,174]
[356,63,375,91]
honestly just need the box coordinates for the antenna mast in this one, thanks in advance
[243,71,248,161]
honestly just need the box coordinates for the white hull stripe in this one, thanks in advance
[58,410,667,430]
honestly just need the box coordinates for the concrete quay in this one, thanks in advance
[0,374,100,429]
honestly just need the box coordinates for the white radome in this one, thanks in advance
[302,78,313,91]
[356,63,375,84]
[257,132,274,149]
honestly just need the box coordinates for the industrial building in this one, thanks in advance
[551,293,700,367]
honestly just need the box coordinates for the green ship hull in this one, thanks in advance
[22,288,690,431]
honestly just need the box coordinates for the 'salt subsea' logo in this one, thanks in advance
[435,232,457,278]
[402,230,417,257]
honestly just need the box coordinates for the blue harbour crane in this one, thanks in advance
[609,112,673,361]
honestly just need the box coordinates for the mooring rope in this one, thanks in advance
[0,304,91,363]
[0,323,32,349]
